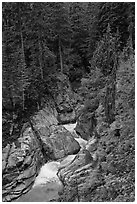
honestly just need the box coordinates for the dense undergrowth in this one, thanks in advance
[86,50,134,202]
[58,45,135,201]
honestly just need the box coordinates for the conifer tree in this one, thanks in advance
[92,24,120,123]
[47,2,72,73]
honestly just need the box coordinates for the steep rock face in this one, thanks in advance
[75,99,99,140]
[31,106,80,160]
[2,123,44,202]
[2,75,81,202]
[47,74,77,124]
[58,149,93,182]
[2,95,80,202]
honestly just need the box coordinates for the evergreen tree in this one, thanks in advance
[69,3,89,72]
[97,2,135,49]
[2,2,30,111]
[91,25,120,123]
[47,2,72,73]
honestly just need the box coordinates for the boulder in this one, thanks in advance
[41,126,80,160]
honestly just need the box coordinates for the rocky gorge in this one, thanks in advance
[2,74,78,201]
[2,73,94,202]
[2,72,135,202]
[3,2,135,202]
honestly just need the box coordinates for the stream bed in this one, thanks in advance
[16,123,86,202]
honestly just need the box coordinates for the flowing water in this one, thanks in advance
[16,123,85,202]
[16,161,63,202]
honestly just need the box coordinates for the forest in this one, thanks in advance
[2,2,135,202]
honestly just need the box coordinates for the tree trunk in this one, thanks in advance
[20,31,25,111]
[111,67,116,122]
[8,86,15,120]
[105,53,118,124]
[19,3,26,111]
[38,35,43,79]
[59,37,63,73]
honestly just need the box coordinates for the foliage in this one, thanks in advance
[91,24,120,76]
[3,2,134,114]
[97,2,135,49]
[91,49,135,201]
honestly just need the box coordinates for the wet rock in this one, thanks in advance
[57,149,94,183]
[86,138,98,153]
[2,74,79,202]
[59,155,76,169]
[57,149,102,202]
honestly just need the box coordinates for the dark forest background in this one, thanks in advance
[2,2,135,126]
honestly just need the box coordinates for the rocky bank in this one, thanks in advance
[2,72,135,202]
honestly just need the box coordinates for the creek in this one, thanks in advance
[16,123,87,202]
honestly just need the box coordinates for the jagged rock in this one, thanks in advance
[57,149,103,202]
[2,74,79,202]
[2,124,44,202]
[57,149,94,183]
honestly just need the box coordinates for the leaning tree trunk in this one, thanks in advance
[19,3,26,112]
[20,31,25,111]
[105,54,118,124]
[59,37,63,73]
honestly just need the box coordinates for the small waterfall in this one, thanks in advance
[63,122,77,133]
[33,161,61,188]
[63,122,88,149]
